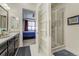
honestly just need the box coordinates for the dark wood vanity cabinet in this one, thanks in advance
[0,34,19,56]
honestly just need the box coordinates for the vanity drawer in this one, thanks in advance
[8,42,14,56]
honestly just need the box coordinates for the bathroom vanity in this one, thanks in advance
[0,32,19,56]
[0,5,20,56]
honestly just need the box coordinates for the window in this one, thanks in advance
[28,21,36,31]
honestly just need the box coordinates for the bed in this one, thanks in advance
[23,31,36,40]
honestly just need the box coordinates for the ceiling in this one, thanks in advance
[7,3,37,10]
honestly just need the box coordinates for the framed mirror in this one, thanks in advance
[0,5,8,31]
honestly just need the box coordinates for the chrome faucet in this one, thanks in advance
[0,28,7,38]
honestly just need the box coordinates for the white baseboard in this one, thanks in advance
[65,47,78,56]
[51,45,65,54]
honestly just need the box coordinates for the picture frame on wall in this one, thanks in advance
[67,15,79,25]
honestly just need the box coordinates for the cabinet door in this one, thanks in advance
[7,38,15,56]
[0,49,7,56]
[7,35,19,56]
[0,42,7,56]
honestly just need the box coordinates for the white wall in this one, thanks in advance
[8,7,20,32]
[23,10,34,19]
[24,12,34,19]
[64,4,79,55]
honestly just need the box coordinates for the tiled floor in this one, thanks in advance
[30,44,38,56]
[23,39,36,46]
[23,39,38,56]
[17,39,76,56]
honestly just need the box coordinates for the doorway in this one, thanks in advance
[22,9,36,46]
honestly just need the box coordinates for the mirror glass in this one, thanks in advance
[0,5,8,32]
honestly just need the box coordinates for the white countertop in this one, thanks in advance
[0,32,19,45]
